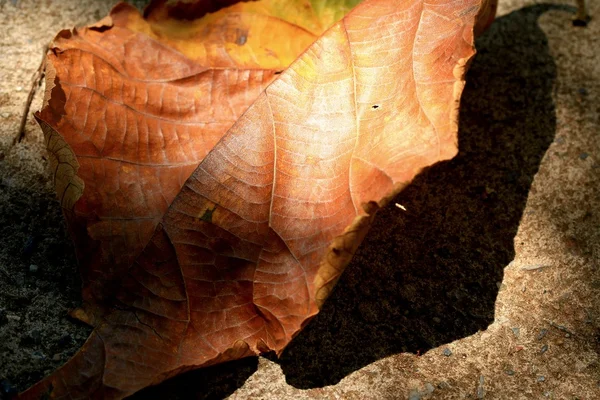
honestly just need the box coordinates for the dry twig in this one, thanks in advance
[13,44,48,145]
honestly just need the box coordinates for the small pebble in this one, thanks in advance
[443,348,452,357]
[540,344,549,354]
[537,329,548,340]
[565,333,571,338]
[505,370,515,376]
[29,264,39,273]
[1,177,13,187]
[15,86,23,92]
[408,389,421,400]
[14,274,25,286]
[433,317,441,323]
[477,375,485,399]
[0,112,10,118]
[31,329,42,343]
[537,376,546,382]
[52,353,61,361]
[579,152,589,160]
[32,350,46,360]
[425,383,435,394]
[512,327,520,338]
[6,314,21,322]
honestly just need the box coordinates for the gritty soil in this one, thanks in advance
[1,0,599,399]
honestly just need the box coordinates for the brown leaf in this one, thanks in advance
[22,0,496,398]
[36,2,283,325]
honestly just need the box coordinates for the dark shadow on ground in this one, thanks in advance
[129,357,258,400]
[276,5,561,389]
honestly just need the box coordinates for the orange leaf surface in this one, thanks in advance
[23,0,496,398]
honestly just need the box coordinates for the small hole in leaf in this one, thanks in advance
[371,104,380,110]
[89,25,111,33]
[236,34,247,46]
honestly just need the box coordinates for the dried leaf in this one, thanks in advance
[22,0,496,398]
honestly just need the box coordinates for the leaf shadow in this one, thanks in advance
[277,4,563,389]
[129,357,258,400]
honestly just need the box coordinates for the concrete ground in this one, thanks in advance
[0,0,598,399]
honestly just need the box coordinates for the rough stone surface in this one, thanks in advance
[1,0,599,399]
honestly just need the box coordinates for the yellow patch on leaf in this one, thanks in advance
[112,0,364,69]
